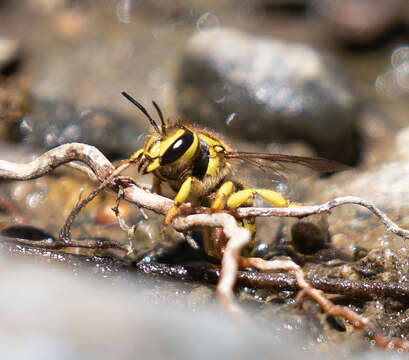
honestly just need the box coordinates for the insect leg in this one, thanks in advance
[227,188,290,209]
[163,176,193,228]
[211,181,235,210]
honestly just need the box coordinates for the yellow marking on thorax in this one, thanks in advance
[206,147,220,176]
[198,133,221,147]
[197,133,223,177]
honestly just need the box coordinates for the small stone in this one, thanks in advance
[290,214,330,254]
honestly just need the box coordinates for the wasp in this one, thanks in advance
[121,91,346,259]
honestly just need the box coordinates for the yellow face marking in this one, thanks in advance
[129,148,144,162]
[146,158,160,172]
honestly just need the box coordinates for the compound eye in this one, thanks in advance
[160,131,194,165]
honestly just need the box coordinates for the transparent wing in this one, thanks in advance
[225,151,349,183]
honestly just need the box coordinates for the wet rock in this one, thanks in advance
[319,161,409,214]
[0,37,21,76]
[310,156,409,251]
[358,248,409,283]
[176,27,360,164]
[20,98,145,159]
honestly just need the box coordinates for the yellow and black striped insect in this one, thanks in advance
[122,91,346,259]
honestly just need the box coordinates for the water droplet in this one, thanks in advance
[214,95,226,104]
[80,109,92,117]
[225,112,236,126]
[391,46,409,68]
[19,117,33,135]
[58,124,81,144]
[44,127,59,147]
[196,12,220,31]
[256,242,267,252]
[275,182,289,196]
[379,234,390,247]
[26,192,45,209]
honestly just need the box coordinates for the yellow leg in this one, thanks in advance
[163,176,193,228]
[227,188,290,209]
[174,177,192,205]
[211,181,234,210]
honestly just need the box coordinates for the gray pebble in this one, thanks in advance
[176,27,360,163]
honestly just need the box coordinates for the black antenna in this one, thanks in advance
[121,91,161,135]
[152,100,166,135]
